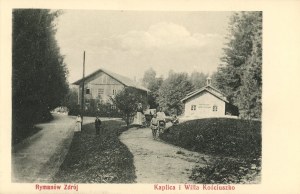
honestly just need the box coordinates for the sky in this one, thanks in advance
[54,10,233,83]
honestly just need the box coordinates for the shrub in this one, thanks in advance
[160,118,261,159]
[160,118,262,184]
[68,100,122,118]
[190,157,261,184]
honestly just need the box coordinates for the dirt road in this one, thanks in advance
[12,114,76,182]
[119,127,210,183]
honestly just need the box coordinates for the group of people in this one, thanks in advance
[75,114,102,135]
[75,106,178,140]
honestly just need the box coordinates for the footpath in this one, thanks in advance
[119,127,210,183]
[12,114,76,182]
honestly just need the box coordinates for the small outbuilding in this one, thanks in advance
[181,77,239,119]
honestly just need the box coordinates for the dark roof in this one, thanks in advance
[72,68,149,92]
[185,85,226,97]
[181,85,229,103]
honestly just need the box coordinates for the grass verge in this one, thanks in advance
[160,118,261,184]
[190,157,261,184]
[52,120,136,183]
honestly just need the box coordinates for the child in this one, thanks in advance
[95,116,102,135]
[150,113,159,139]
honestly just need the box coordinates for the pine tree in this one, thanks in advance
[215,12,262,119]
[237,15,262,118]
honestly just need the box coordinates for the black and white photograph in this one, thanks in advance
[1,1,300,194]
[11,9,262,184]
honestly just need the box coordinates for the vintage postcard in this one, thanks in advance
[1,0,300,194]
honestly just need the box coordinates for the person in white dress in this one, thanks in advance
[133,103,145,126]
[75,115,82,132]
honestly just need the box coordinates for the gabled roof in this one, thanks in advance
[72,68,149,92]
[185,85,226,97]
[181,85,229,103]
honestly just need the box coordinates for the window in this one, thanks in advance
[112,89,117,95]
[98,88,104,97]
[86,88,90,94]
[213,105,218,112]
[191,105,196,111]
[111,105,116,110]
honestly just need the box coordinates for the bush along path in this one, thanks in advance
[160,118,262,184]
[119,127,211,183]
[52,120,136,183]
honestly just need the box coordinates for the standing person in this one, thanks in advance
[150,113,159,139]
[157,107,166,121]
[133,102,145,127]
[156,107,166,134]
[95,116,102,135]
[75,115,82,132]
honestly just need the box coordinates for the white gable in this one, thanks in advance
[182,85,228,104]
[183,90,226,118]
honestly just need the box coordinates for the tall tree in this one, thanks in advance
[215,12,262,119]
[142,68,163,108]
[158,72,194,115]
[142,68,156,88]
[12,9,69,143]
[237,16,262,118]
[189,71,208,89]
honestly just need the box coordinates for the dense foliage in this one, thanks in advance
[62,87,79,115]
[160,118,261,158]
[215,12,262,119]
[160,118,261,183]
[142,68,163,108]
[189,71,209,89]
[190,157,261,184]
[157,72,194,115]
[142,68,218,114]
[111,87,147,126]
[84,100,122,118]
[52,120,136,183]
[12,9,68,144]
